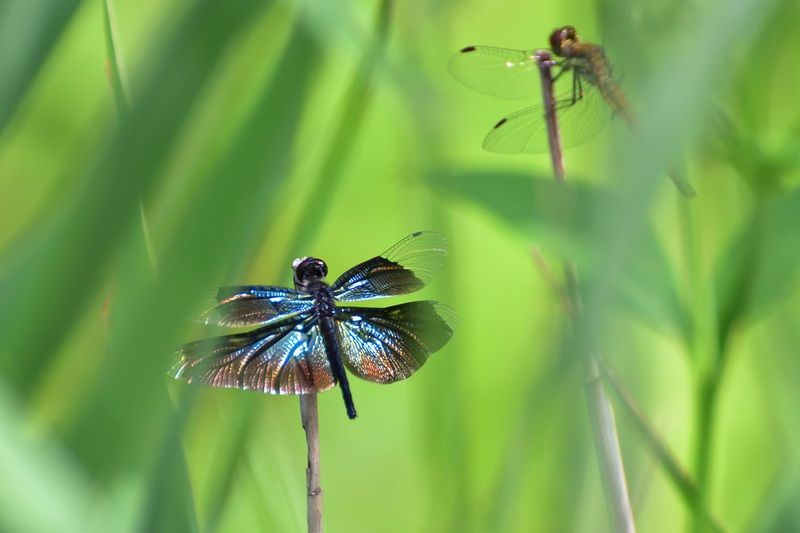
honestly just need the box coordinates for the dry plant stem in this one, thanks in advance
[536,51,566,183]
[534,243,722,530]
[534,51,635,533]
[601,361,726,532]
[300,395,323,533]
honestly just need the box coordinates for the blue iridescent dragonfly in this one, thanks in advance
[172,232,458,419]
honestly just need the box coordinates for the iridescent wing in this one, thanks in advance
[202,286,315,327]
[172,313,335,395]
[482,80,612,154]
[335,301,458,384]
[448,46,540,98]
[331,232,448,302]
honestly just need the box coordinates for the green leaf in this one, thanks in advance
[0,384,92,533]
[0,0,274,391]
[434,170,688,336]
[714,187,800,329]
[0,0,83,134]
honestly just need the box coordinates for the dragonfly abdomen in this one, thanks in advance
[312,284,357,419]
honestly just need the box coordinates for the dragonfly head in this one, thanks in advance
[549,26,580,57]
[293,257,328,289]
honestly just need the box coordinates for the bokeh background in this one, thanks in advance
[1,0,799,531]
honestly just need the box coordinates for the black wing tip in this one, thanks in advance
[459,45,477,53]
[483,117,525,153]
[391,231,448,250]
[493,117,508,129]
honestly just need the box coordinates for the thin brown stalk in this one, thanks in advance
[600,360,727,532]
[300,395,322,533]
[535,50,566,182]
[534,51,636,533]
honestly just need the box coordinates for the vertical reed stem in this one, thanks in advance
[535,51,636,532]
[300,395,322,533]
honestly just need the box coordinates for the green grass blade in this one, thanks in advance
[0,0,82,134]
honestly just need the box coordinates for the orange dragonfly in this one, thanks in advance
[449,26,695,197]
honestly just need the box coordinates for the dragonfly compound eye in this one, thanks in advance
[550,26,579,54]
[293,257,328,285]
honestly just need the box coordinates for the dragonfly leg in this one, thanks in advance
[551,70,585,111]
[551,61,571,83]
[573,72,584,104]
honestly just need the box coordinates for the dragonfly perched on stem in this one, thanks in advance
[172,232,458,419]
[449,25,696,197]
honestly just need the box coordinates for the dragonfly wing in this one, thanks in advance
[448,46,540,98]
[335,302,458,384]
[173,314,335,395]
[550,81,613,150]
[332,232,448,302]
[483,83,612,154]
[483,105,550,154]
[203,286,314,327]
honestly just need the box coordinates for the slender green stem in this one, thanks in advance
[691,198,764,533]
[677,170,718,533]
[693,383,714,485]
[691,342,730,533]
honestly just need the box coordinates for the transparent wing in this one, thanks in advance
[172,314,335,395]
[448,46,540,98]
[202,286,315,327]
[482,81,612,154]
[332,232,448,302]
[335,301,458,384]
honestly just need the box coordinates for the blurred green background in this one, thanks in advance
[1,0,800,531]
